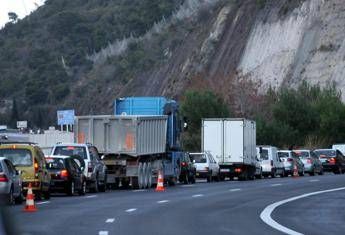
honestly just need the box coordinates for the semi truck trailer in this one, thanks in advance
[202,118,257,180]
[75,97,186,189]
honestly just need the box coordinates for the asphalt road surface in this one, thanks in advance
[5,173,345,235]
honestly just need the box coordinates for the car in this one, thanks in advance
[51,143,107,192]
[190,152,220,182]
[45,155,86,196]
[0,143,51,199]
[0,157,23,204]
[257,146,285,178]
[314,149,345,174]
[178,153,196,184]
[293,150,323,176]
[278,150,305,176]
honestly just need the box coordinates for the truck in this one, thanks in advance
[202,118,257,180]
[74,97,186,189]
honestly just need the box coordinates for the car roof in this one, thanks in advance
[294,149,310,152]
[54,143,88,147]
[314,149,334,151]
[278,150,291,152]
[189,152,206,155]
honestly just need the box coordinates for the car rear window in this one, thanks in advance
[278,152,289,158]
[294,151,309,158]
[259,149,269,160]
[53,146,87,159]
[190,154,207,163]
[0,149,33,166]
[46,158,65,170]
[314,150,336,158]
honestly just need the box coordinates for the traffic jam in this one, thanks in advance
[0,97,345,207]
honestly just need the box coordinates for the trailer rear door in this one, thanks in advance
[202,120,223,164]
[224,120,244,163]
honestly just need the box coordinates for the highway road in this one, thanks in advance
[5,174,345,235]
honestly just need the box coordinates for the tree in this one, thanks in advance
[180,90,230,151]
[8,12,18,23]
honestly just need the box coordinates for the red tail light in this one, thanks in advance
[181,162,187,167]
[235,168,242,173]
[0,173,8,182]
[34,160,39,173]
[60,169,69,178]
[288,158,293,162]
[270,160,273,166]
[329,158,336,164]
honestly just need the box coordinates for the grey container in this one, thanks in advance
[74,115,167,156]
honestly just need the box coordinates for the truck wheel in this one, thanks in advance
[138,163,145,189]
[271,170,276,178]
[146,163,153,188]
[131,177,139,189]
[183,174,189,184]
[142,163,148,188]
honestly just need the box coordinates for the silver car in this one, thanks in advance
[0,157,23,204]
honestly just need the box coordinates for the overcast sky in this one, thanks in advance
[0,0,45,28]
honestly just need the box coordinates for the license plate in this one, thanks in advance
[220,169,230,172]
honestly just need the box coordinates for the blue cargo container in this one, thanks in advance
[115,97,181,151]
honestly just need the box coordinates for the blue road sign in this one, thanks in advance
[57,110,75,125]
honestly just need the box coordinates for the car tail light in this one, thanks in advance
[288,158,293,162]
[34,160,39,173]
[0,173,8,182]
[307,158,312,164]
[329,158,336,164]
[235,168,242,173]
[181,162,187,167]
[270,160,273,166]
[60,169,69,178]
[88,162,93,172]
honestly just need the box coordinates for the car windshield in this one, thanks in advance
[278,152,289,158]
[46,158,65,170]
[53,146,87,159]
[294,151,309,158]
[0,149,33,166]
[314,150,336,158]
[190,154,207,163]
[259,149,269,160]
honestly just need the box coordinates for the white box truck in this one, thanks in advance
[202,118,257,180]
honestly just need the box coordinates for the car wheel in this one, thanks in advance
[78,180,86,196]
[8,188,15,205]
[206,171,212,183]
[318,169,324,175]
[299,169,305,177]
[99,176,106,192]
[280,169,285,178]
[44,188,51,200]
[271,170,276,178]
[183,173,189,184]
[68,181,75,196]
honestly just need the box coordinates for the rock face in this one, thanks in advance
[238,0,345,98]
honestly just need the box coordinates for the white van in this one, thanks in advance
[257,146,285,178]
[189,152,220,182]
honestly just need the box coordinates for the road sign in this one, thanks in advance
[0,125,7,130]
[57,110,75,125]
[17,121,28,129]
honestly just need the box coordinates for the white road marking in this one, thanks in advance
[157,200,170,204]
[229,188,241,192]
[260,187,345,235]
[192,194,204,198]
[125,208,137,213]
[99,231,108,235]
[271,183,282,187]
[86,195,97,198]
[36,201,50,205]
[309,179,320,182]
[105,218,115,223]
[181,184,195,187]
[132,189,146,192]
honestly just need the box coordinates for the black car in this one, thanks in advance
[314,149,345,174]
[46,156,86,196]
[178,153,196,184]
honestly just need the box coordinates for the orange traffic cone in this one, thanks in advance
[23,183,37,212]
[293,164,299,178]
[155,170,165,192]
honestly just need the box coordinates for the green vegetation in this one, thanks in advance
[256,82,345,148]
[0,0,183,127]
[180,90,230,151]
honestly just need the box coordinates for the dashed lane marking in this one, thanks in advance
[229,188,241,192]
[181,184,195,187]
[157,200,170,204]
[132,189,147,192]
[192,194,204,198]
[99,231,108,235]
[271,184,282,187]
[105,218,115,223]
[36,201,50,205]
[125,208,137,213]
[260,186,345,235]
[309,179,320,182]
[86,195,97,198]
